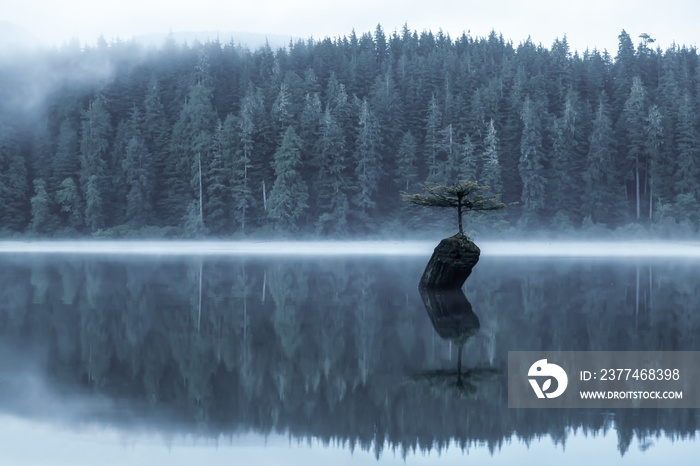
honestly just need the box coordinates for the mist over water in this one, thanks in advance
[2,240,700,257]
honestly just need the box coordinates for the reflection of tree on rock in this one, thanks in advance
[413,288,498,397]
[421,289,480,347]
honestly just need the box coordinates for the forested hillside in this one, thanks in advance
[1,27,699,237]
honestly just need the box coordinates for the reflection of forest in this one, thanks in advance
[0,255,698,457]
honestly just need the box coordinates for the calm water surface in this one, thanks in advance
[0,244,698,464]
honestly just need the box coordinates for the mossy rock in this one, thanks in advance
[419,233,480,289]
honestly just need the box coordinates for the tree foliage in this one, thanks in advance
[267,126,308,233]
[402,180,506,234]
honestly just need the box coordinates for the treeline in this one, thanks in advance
[1,27,700,237]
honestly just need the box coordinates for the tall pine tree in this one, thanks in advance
[582,97,625,225]
[518,97,546,225]
[267,126,309,233]
[79,94,111,232]
[352,99,383,229]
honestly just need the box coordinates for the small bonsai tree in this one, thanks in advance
[402,180,506,235]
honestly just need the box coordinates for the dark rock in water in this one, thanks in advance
[419,233,480,289]
[419,288,480,346]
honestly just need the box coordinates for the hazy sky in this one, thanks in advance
[2,0,699,54]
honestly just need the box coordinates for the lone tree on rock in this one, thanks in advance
[402,180,506,234]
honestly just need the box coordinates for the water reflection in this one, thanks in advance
[0,255,698,459]
[415,288,498,397]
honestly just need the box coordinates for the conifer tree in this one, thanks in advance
[0,121,27,231]
[672,92,699,222]
[233,85,264,233]
[109,120,130,225]
[370,69,403,180]
[424,94,443,184]
[313,108,348,232]
[123,135,153,228]
[612,30,637,116]
[55,177,83,230]
[646,104,664,220]
[51,119,80,192]
[79,94,111,232]
[582,97,625,225]
[299,91,322,162]
[441,123,460,183]
[326,73,355,149]
[352,99,383,228]
[204,120,229,233]
[271,82,294,137]
[170,77,217,228]
[402,180,506,234]
[30,179,53,233]
[395,131,418,191]
[458,132,478,183]
[481,120,502,194]
[550,90,583,223]
[268,126,308,233]
[518,97,546,225]
[30,120,52,182]
[143,75,171,224]
[674,91,698,197]
[84,175,104,232]
[621,76,648,220]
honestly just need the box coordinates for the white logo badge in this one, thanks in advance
[528,359,568,399]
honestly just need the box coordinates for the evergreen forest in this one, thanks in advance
[2,26,700,237]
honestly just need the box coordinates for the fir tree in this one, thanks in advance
[233,85,264,233]
[550,90,583,223]
[402,180,506,234]
[672,92,699,222]
[143,75,171,225]
[674,91,698,197]
[170,78,217,228]
[267,126,309,233]
[370,69,403,183]
[352,99,383,228]
[271,82,294,137]
[204,121,229,233]
[646,104,664,220]
[123,135,154,228]
[30,179,53,233]
[582,97,625,225]
[55,177,83,230]
[313,108,349,233]
[621,76,648,220]
[51,119,80,191]
[395,131,418,191]
[79,94,111,232]
[481,120,502,194]
[441,123,460,183]
[518,97,546,225]
[458,132,478,183]
[84,175,104,232]
[299,91,322,163]
[0,121,28,231]
[424,94,443,184]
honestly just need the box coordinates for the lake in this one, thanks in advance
[0,241,698,465]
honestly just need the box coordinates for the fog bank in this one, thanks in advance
[2,240,700,257]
